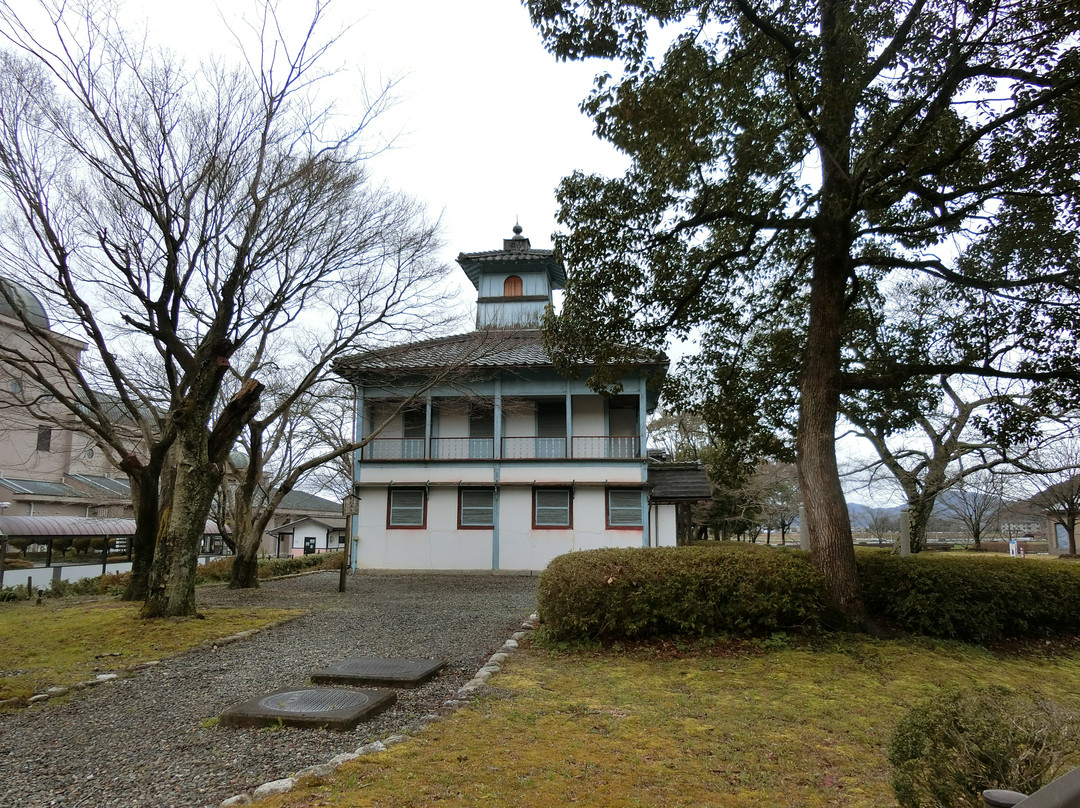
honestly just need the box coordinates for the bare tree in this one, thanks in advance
[752,463,799,545]
[647,408,709,461]
[0,0,423,616]
[864,508,897,548]
[941,468,1005,551]
[847,377,1046,554]
[1029,443,1080,557]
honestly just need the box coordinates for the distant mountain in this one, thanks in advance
[847,502,903,529]
[848,490,1014,529]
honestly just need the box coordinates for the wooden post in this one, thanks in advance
[799,504,810,551]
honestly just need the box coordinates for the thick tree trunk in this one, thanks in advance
[142,378,263,618]
[121,459,165,601]
[228,498,262,589]
[905,495,934,554]
[142,426,222,618]
[230,550,261,589]
[796,0,864,618]
[123,488,157,601]
[797,215,862,614]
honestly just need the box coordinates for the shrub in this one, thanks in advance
[258,551,342,579]
[195,552,344,583]
[195,556,235,583]
[537,543,826,642]
[889,685,1080,808]
[857,550,1080,643]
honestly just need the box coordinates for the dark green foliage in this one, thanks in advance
[541,545,1080,644]
[257,551,343,579]
[538,543,826,641]
[889,686,1080,808]
[858,551,1080,643]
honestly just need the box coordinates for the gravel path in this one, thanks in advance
[0,571,538,808]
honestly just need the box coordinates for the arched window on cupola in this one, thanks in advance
[503,275,523,297]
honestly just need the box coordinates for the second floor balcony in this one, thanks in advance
[361,434,643,462]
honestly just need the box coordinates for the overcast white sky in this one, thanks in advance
[125,0,892,499]
[133,0,628,315]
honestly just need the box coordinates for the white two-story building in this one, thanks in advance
[334,226,706,572]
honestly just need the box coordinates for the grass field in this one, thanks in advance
[256,634,1080,808]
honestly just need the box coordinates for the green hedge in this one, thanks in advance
[537,543,827,641]
[195,551,344,583]
[539,544,1080,644]
[857,551,1080,644]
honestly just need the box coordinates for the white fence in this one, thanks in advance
[5,561,134,591]
[2,555,229,592]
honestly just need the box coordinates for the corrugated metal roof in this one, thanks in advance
[68,474,131,496]
[0,515,136,537]
[0,516,220,538]
[0,478,86,498]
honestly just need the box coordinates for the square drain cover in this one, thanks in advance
[311,657,447,689]
[220,686,396,730]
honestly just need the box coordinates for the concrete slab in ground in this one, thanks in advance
[220,687,396,730]
[311,658,447,689]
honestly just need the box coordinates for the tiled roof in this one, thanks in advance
[278,489,341,513]
[647,462,713,502]
[267,516,347,535]
[455,228,567,288]
[334,330,667,379]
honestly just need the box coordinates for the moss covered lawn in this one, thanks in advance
[0,597,298,700]
[260,635,1080,808]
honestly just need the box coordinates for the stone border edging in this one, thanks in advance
[218,611,540,807]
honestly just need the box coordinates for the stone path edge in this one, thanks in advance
[218,611,540,808]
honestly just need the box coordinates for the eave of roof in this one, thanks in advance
[333,329,668,380]
[456,249,567,289]
[647,462,713,502]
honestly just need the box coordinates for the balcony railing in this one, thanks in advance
[361,435,642,461]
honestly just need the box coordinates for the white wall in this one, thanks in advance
[353,484,650,571]
[652,503,678,548]
[355,487,493,570]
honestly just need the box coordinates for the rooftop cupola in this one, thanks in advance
[456,224,566,330]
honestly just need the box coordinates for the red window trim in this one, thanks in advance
[458,487,495,530]
[533,486,573,530]
[606,487,644,530]
[386,487,427,530]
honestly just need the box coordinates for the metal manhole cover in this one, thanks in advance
[220,686,396,731]
[258,689,371,713]
[311,657,447,689]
